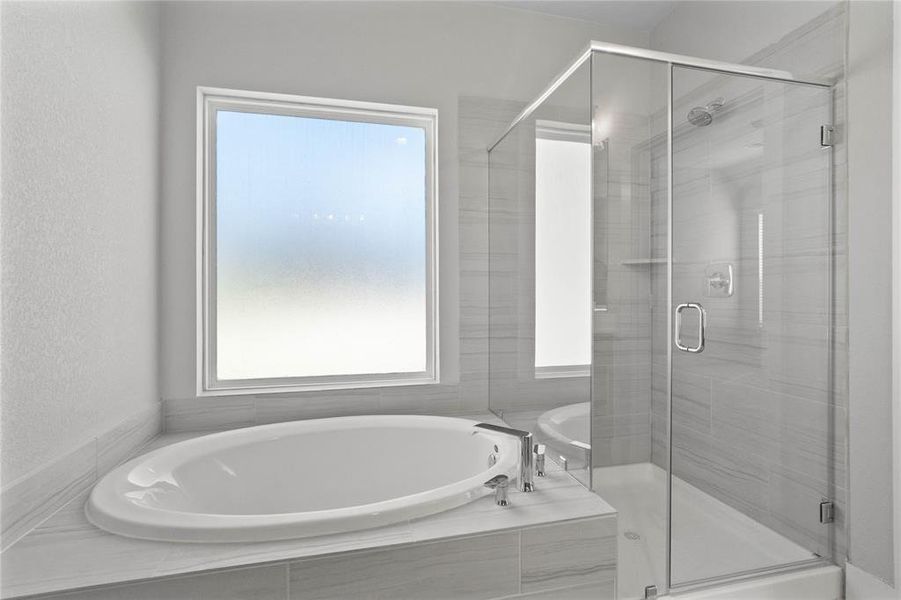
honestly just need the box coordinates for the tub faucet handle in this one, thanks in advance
[534,444,546,477]
[484,474,509,507]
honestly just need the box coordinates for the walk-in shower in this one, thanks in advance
[487,40,841,598]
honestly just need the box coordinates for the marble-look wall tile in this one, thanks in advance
[37,565,289,600]
[520,517,617,595]
[96,404,161,474]
[502,583,614,600]
[1,404,161,551]
[255,390,382,424]
[164,396,255,432]
[0,439,96,551]
[164,383,474,433]
[288,532,520,600]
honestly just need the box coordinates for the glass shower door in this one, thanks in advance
[669,65,838,587]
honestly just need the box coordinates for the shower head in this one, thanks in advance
[687,97,725,127]
[687,106,713,127]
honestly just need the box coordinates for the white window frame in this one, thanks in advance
[196,86,439,396]
[533,119,592,380]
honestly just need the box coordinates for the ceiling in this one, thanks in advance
[495,1,679,32]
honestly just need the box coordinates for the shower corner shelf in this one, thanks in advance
[620,258,667,266]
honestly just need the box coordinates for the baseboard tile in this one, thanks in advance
[0,403,162,551]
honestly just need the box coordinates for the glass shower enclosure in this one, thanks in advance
[487,41,839,597]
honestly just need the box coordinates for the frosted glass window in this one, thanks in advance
[534,135,591,373]
[200,89,437,394]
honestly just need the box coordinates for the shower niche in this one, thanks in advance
[487,42,841,598]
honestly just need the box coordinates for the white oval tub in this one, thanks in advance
[86,415,520,543]
[537,402,590,450]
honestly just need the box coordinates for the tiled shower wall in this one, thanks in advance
[590,105,660,469]
[648,5,848,561]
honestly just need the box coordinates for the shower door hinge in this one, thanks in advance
[820,125,834,147]
[819,500,835,524]
[644,584,658,599]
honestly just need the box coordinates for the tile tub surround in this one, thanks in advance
[0,404,161,552]
[1,417,617,599]
[19,521,616,600]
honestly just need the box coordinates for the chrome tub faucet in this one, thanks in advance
[474,423,536,492]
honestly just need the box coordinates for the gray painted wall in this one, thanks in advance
[0,2,161,484]
[847,0,896,586]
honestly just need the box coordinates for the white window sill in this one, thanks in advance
[198,375,440,397]
[534,365,590,380]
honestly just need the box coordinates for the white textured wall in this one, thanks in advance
[1,2,161,483]
[159,1,647,407]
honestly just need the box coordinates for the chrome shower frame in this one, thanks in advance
[487,40,832,153]
[487,39,836,597]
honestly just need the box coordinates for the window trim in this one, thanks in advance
[196,86,439,396]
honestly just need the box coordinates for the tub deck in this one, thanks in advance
[0,413,616,599]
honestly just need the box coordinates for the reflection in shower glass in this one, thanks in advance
[487,59,592,489]
[535,128,591,375]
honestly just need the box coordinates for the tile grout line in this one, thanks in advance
[517,528,523,596]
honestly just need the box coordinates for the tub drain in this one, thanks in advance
[624,530,641,541]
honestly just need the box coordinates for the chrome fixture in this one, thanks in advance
[819,500,835,524]
[687,97,724,127]
[484,474,510,506]
[474,423,536,492]
[820,124,835,147]
[534,444,546,477]
[488,41,832,153]
[705,263,734,298]
[674,303,707,353]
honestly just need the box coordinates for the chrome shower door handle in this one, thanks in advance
[674,303,706,353]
